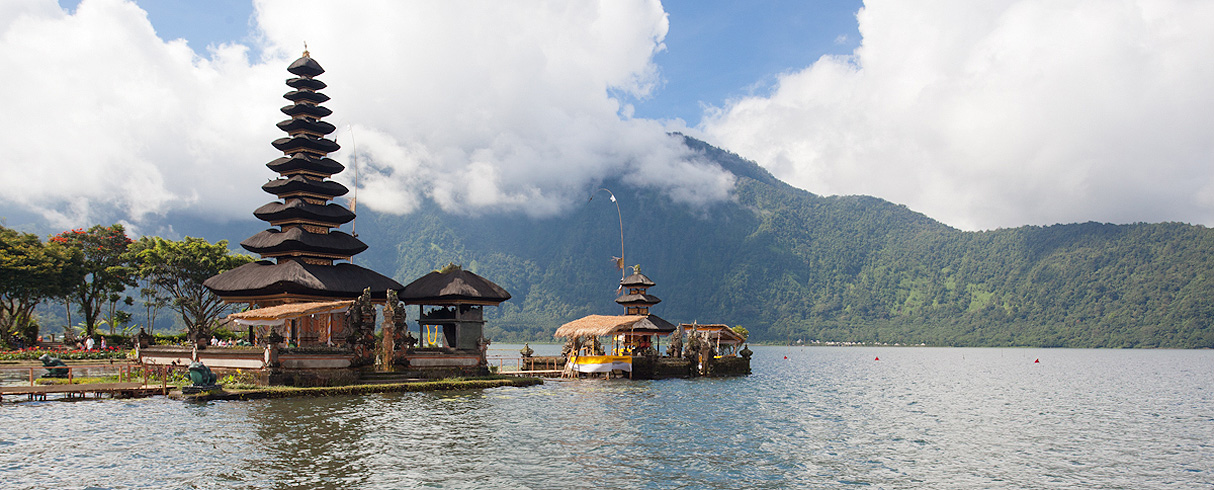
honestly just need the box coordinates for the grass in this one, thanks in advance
[176,376,544,402]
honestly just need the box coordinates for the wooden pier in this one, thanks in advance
[497,369,564,377]
[0,363,168,402]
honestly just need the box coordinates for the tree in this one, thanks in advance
[133,236,253,345]
[139,286,169,334]
[0,226,82,347]
[50,225,137,338]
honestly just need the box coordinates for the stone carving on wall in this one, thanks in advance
[346,287,378,365]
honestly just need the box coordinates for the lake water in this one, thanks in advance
[2,346,1211,489]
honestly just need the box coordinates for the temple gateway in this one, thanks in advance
[137,51,511,385]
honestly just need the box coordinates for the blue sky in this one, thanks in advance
[94,0,864,126]
[6,1,1214,232]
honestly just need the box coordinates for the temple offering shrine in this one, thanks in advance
[394,264,511,375]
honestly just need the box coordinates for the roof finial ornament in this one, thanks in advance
[302,41,309,58]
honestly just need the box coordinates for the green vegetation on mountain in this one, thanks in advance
[356,136,1214,348]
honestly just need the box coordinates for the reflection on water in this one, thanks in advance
[2,346,1212,489]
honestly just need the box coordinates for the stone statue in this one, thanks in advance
[38,354,68,378]
[561,336,581,358]
[136,327,152,348]
[187,361,217,387]
[182,360,222,394]
[683,330,704,361]
[740,344,753,360]
[347,287,378,365]
[380,289,407,370]
[519,343,534,358]
[666,328,683,358]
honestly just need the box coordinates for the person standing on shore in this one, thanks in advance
[85,336,94,351]
[100,337,107,350]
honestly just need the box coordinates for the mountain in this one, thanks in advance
[23,136,1213,348]
[342,135,1214,348]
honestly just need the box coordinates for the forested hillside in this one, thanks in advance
[349,136,1214,348]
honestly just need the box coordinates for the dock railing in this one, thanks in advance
[0,363,171,401]
[486,355,565,377]
[485,355,522,374]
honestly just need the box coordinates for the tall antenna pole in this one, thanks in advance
[347,124,359,239]
[345,125,359,266]
[592,188,625,281]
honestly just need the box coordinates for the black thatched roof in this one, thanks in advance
[286,77,326,91]
[266,154,344,175]
[287,55,324,78]
[280,103,332,119]
[272,135,340,154]
[400,269,511,306]
[241,228,367,256]
[254,200,354,224]
[276,118,336,136]
[621,272,656,287]
[615,293,661,306]
[262,175,348,198]
[628,314,676,334]
[204,260,403,300]
[283,89,330,105]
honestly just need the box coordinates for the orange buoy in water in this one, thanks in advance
[874,356,880,361]
[783,356,788,359]
[1034,358,1040,363]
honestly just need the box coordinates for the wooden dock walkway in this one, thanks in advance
[1,382,165,401]
[498,369,564,377]
[0,363,168,402]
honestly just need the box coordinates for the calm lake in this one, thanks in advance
[2,345,1211,489]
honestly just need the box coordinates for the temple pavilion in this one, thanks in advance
[555,267,676,374]
[203,50,404,346]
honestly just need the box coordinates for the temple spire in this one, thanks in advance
[204,50,403,306]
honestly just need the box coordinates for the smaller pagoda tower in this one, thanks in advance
[615,265,661,315]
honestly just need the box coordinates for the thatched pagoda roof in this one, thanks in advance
[241,228,367,256]
[620,272,656,287]
[203,260,403,300]
[554,314,676,338]
[400,268,511,306]
[228,300,352,324]
[615,293,661,307]
[254,200,355,225]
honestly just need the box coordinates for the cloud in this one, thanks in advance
[700,0,1214,230]
[0,0,735,230]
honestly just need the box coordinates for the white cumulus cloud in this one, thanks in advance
[0,0,735,230]
[700,0,1214,230]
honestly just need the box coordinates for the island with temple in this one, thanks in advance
[133,50,748,387]
[539,266,751,379]
[136,51,512,386]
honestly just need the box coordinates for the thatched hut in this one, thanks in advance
[681,323,746,356]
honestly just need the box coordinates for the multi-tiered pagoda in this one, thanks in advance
[615,266,661,315]
[205,51,403,307]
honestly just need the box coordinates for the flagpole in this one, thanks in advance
[592,188,625,281]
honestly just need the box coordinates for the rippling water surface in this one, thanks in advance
[3,346,1212,489]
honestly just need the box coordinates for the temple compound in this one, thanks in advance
[137,52,509,385]
[547,267,751,378]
